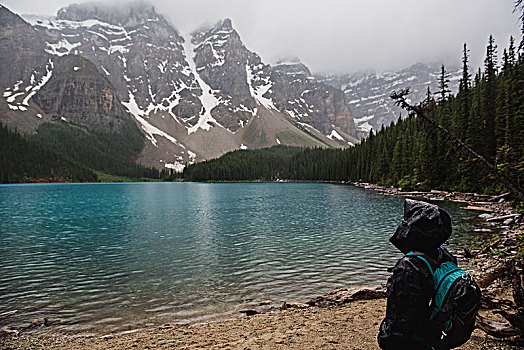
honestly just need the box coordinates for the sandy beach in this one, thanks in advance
[0,299,520,349]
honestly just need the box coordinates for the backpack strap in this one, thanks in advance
[406,251,439,284]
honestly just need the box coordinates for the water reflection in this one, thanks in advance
[0,182,483,334]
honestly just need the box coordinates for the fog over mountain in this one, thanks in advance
[2,0,521,74]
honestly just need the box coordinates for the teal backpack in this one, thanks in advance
[407,251,481,349]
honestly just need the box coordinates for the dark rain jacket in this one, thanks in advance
[377,199,457,350]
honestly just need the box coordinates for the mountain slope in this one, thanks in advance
[0,2,360,171]
[0,4,165,180]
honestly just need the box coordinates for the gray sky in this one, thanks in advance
[2,0,521,74]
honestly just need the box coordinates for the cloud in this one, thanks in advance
[2,0,521,74]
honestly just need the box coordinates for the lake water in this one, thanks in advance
[0,182,483,335]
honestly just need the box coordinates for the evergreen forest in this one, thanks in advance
[184,36,523,198]
[0,118,169,183]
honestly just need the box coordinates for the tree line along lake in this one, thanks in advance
[0,182,484,335]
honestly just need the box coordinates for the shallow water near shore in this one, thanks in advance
[0,182,483,335]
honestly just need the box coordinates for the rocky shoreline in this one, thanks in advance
[351,182,522,262]
[1,184,522,349]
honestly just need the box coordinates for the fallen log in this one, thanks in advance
[0,310,17,318]
[156,323,188,330]
[512,259,524,308]
[481,290,514,309]
[464,206,495,212]
[280,301,309,311]
[476,314,519,338]
[397,192,425,197]
[510,259,524,335]
[477,261,511,288]
[239,306,278,316]
[491,192,510,202]
[473,228,494,233]
[486,214,521,222]
[494,309,524,332]
[0,326,19,336]
[239,301,278,316]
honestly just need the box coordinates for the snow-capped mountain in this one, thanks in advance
[318,63,461,133]
[0,2,359,171]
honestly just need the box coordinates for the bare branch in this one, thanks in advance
[390,90,524,202]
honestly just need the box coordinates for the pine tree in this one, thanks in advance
[437,65,451,102]
[456,43,472,139]
[425,87,433,105]
[481,35,498,161]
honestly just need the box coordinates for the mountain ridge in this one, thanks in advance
[1,1,461,174]
[1,2,359,172]
[317,63,461,133]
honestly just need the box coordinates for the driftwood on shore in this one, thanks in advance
[239,301,279,316]
[486,214,521,222]
[481,290,514,309]
[0,310,17,319]
[464,205,496,213]
[476,314,519,338]
[476,259,524,339]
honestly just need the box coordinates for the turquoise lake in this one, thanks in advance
[0,182,483,335]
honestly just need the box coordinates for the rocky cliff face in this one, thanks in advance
[33,55,128,131]
[1,2,360,171]
[190,18,262,132]
[0,5,48,89]
[0,5,52,131]
[0,4,135,134]
[269,60,359,142]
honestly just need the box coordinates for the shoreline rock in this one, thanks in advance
[306,286,387,308]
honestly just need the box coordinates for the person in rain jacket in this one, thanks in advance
[378,199,457,349]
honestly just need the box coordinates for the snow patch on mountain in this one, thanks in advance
[246,64,277,111]
[354,115,375,124]
[28,15,137,59]
[182,33,222,134]
[3,59,54,112]
[122,91,185,149]
[164,161,185,172]
[45,38,81,56]
[327,129,344,141]
[24,15,126,32]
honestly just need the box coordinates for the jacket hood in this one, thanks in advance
[390,199,452,254]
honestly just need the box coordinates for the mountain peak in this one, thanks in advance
[273,58,312,77]
[218,18,233,30]
[56,0,161,26]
